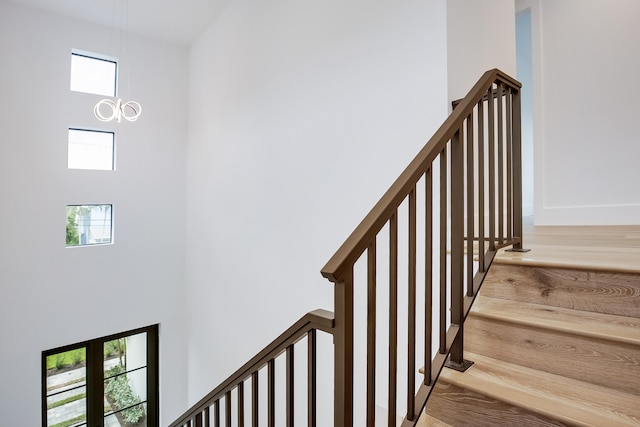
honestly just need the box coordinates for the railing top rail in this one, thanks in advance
[168,309,334,427]
[321,69,521,283]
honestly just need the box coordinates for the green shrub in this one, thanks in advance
[47,348,86,371]
[66,208,79,246]
[104,339,121,359]
[55,354,65,370]
[104,365,144,424]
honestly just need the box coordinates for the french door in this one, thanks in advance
[42,324,158,427]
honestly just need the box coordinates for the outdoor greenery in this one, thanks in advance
[105,338,125,361]
[65,204,112,246]
[47,339,123,372]
[46,348,86,371]
[65,207,79,246]
[47,338,141,426]
[105,364,145,424]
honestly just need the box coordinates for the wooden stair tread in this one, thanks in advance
[494,244,640,275]
[479,263,640,318]
[492,223,640,274]
[439,352,640,427]
[415,413,453,427]
[373,405,452,427]
[470,295,640,346]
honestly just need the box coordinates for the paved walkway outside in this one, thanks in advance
[46,358,122,427]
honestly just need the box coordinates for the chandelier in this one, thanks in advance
[94,98,141,123]
[94,0,141,123]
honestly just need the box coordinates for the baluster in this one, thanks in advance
[466,114,475,297]
[286,345,294,427]
[439,148,448,354]
[424,168,433,385]
[388,211,398,426]
[252,372,259,427]
[497,82,504,245]
[367,240,377,427]
[238,382,245,427]
[225,391,232,427]
[488,85,496,251]
[477,99,486,270]
[214,400,220,427]
[407,187,417,420]
[268,359,275,427]
[308,330,317,427]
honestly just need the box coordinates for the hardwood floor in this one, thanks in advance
[423,221,640,427]
[480,264,640,318]
[495,220,640,274]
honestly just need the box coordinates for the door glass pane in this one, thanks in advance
[104,403,146,427]
[104,332,147,425]
[45,348,87,427]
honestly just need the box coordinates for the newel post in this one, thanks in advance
[446,128,473,372]
[333,271,354,427]
[508,86,530,253]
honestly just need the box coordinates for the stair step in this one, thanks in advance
[416,413,453,427]
[480,263,640,317]
[470,295,640,346]
[375,404,452,427]
[494,240,640,275]
[438,352,640,427]
[426,381,572,426]
[465,296,640,396]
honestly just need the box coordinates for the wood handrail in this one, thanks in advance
[321,69,521,283]
[325,68,524,426]
[168,309,334,427]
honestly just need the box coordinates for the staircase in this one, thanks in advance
[425,231,640,426]
[169,69,546,427]
[170,67,640,426]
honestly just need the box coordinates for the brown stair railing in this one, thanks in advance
[170,68,525,427]
[169,310,334,427]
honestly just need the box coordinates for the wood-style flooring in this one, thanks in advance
[495,219,640,274]
[423,220,640,426]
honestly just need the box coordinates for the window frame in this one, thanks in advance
[67,127,116,171]
[65,204,114,248]
[70,49,119,97]
[41,324,159,427]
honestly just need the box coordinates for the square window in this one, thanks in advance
[70,51,117,97]
[66,204,113,247]
[68,129,115,171]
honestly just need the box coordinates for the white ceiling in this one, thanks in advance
[7,0,231,46]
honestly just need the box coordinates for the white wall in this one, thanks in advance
[446,0,524,224]
[516,5,535,216]
[186,0,449,413]
[447,0,517,103]
[0,2,188,424]
[535,0,640,224]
